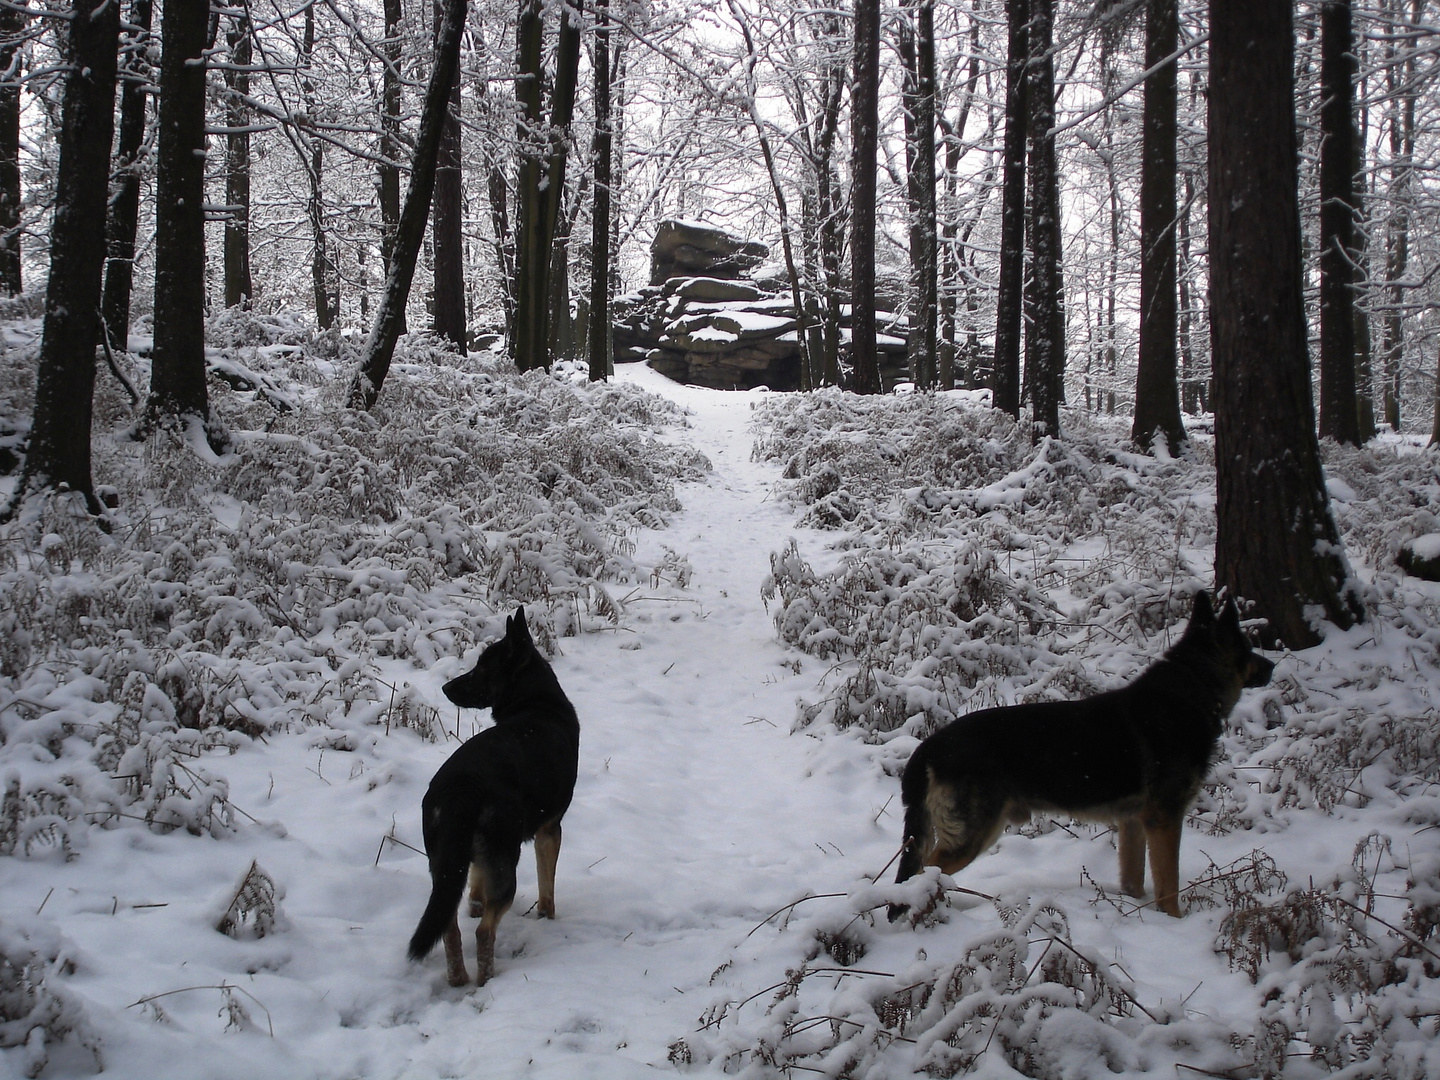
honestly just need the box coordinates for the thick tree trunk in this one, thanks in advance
[431,0,466,350]
[223,9,253,309]
[511,0,580,372]
[348,0,468,410]
[7,0,120,516]
[147,0,220,445]
[101,0,152,349]
[849,0,881,395]
[1317,0,1361,445]
[1132,0,1185,454]
[992,0,1027,417]
[588,0,612,382]
[1023,0,1064,440]
[1209,0,1360,647]
[0,2,26,297]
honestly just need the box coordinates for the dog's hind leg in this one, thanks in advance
[535,820,561,919]
[1117,818,1146,899]
[442,914,469,987]
[470,848,519,986]
[467,862,484,919]
[1143,814,1184,917]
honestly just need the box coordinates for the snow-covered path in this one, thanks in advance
[387,366,900,1078]
[8,364,898,1079]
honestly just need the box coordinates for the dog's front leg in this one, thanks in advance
[442,914,470,986]
[1144,816,1184,917]
[535,821,561,919]
[1117,818,1147,899]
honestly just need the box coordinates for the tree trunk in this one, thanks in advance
[992,0,1027,417]
[1209,0,1360,648]
[6,0,120,516]
[431,0,466,350]
[1430,342,1440,447]
[380,0,403,271]
[223,8,253,309]
[1132,0,1185,454]
[1317,0,1361,444]
[302,6,337,330]
[849,0,881,395]
[147,0,220,445]
[1023,0,1064,440]
[1380,0,1417,433]
[0,2,26,297]
[101,0,151,349]
[511,0,580,372]
[899,0,938,389]
[815,15,845,388]
[588,0,612,382]
[1177,169,1205,413]
[348,0,468,410]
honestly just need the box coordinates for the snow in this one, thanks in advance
[2,335,1440,1079]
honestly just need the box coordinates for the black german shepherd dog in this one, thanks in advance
[891,591,1273,920]
[408,608,580,986]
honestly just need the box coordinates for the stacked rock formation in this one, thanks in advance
[612,219,907,391]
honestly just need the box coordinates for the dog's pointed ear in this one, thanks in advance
[1190,590,1215,625]
[1220,595,1242,631]
[511,606,532,647]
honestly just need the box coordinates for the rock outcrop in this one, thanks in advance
[614,219,908,391]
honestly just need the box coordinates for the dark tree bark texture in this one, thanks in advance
[1023,0,1064,439]
[899,0,938,389]
[349,0,468,410]
[588,0,612,382]
[223,8,253,309]
[511,0,581,372]
[1318,0,1361,445]
[102,0,152,349]
[1132,0,1185,455]
[992,0,1027,418]
[431,0,466,350]
[147,0,220,443]
[0,1,26,297]
[10,0,120,514]
[849,0,881,395]
[1209,0,1361,647]
[380,0,403,275]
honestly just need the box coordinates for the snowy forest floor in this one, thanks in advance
[1,319,1439,1079]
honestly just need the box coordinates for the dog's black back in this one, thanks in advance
[893,591,1273,916]
[407,608,580,984]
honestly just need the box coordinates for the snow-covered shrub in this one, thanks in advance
[0,335,701,863]
[0,918,100,1078]
[755,394,1214,741]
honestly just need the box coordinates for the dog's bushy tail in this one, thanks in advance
[407,806,470,962]
[888,754,932,921]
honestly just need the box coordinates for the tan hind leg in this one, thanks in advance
[1117,818,1147,899]
[1144,815,1184,917]
[474,891,515,986]
[469,853,518,986]
[535,821,562,919]
[442,914,469,987]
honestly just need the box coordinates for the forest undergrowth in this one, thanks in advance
[0,313,705,1075]
[674,390,1440,1078]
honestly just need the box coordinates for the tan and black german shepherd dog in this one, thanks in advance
[408,608,580,986]
[890,591,1273,920]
